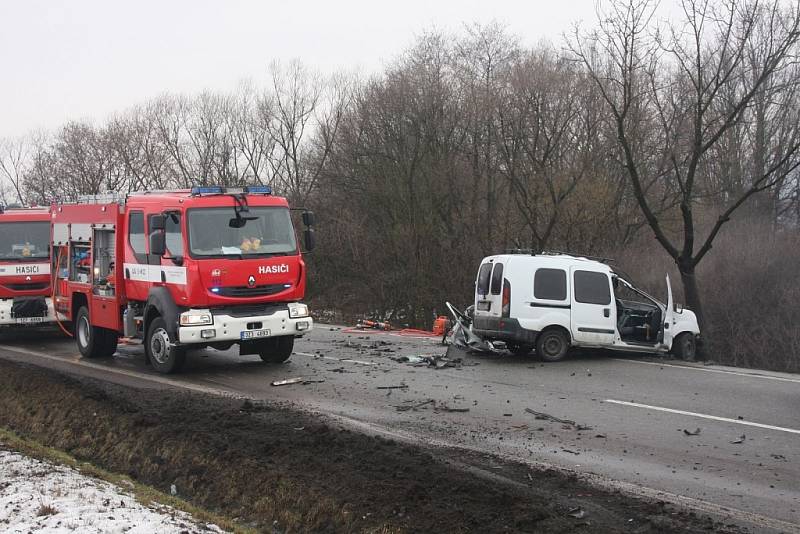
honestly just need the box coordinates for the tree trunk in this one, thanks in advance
[678,264,706,357]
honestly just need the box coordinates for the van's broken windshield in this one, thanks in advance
[0,222,50,260]
[187,206,297,258]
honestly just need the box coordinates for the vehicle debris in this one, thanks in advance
[377,384,409,390]
[567,507,586,519]
[271,377,326,386]
[525,408,576,426]
[394,399,470,413]
[392,353,465,369]
[395,399,435,412]
[444,302,501,353]
[730,435,746,444]
[683,428,702,436]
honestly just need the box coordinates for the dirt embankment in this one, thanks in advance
[0,359,740,533]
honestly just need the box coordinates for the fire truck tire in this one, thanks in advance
[258,335,294,363]
[145,316,186,373]
[75,306,116,359]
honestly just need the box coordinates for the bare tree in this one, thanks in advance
[570,0,800,329]
[0,136,31,204]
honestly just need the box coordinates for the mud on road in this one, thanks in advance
[0,358,741,533]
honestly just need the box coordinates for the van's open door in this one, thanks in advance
[663,274,675,348]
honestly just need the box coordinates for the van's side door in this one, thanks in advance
[570,267,616,346]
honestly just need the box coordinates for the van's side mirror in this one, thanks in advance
[149,231,166,256]
[302,211,315,227]
[150,214,166,231]
[303,228,316,252]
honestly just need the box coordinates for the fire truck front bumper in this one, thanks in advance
[0,297,55,326]
[177,304,313,345]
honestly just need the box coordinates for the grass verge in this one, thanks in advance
[0,427,250,533]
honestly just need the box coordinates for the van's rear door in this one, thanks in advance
[475,259,504,317]
[570,266,616,345]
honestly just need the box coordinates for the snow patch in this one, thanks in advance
[0,450,226,533]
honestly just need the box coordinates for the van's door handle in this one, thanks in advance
[603,308,610,318]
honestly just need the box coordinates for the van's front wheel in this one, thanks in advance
[536,329,569,362]
[671,332,697,361]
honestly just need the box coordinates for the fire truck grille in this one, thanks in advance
[2,282,49,291]
[11,297,48,318]
[215,284,287,298]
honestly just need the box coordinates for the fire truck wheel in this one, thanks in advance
[145,316,186,373]
[258,335,294,363]
[75,306,115,359]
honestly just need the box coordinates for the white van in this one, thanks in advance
[472,253,700,361]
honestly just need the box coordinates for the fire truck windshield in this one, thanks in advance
[187,206,298,258]
[0,222,50,260]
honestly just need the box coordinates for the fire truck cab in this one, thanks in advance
[52,186,315,373]
[0,206,56,327]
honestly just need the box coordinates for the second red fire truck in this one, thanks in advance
[0,206,55,328]
[51,186,315,373]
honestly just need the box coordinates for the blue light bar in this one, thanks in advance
[244,185,272,195]
[191,186,225,196]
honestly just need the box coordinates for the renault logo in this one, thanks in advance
[248,275,256,287]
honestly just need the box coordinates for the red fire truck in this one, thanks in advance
[51,186,315,373]
[0,206,56,327]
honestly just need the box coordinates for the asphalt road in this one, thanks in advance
[1,325,798,533]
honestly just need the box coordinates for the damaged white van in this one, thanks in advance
[472,253,700,361]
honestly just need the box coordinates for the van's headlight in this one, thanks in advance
[288,303,309,318]
[180,311,213,326]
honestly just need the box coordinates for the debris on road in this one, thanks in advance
[377,384,409,390]
[395,399,435,412]
[683,428,702,436]
[271,377,326,387]
[445,302,501,353]
[393,399,470,413]
[730,435,746,444]
[525,408,576,426]
[567,507,587,519]
[392,353,466,369]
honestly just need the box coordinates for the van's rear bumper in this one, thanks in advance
[472,315,538,344]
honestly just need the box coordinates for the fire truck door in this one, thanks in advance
[124,211,148,301]
[90,227,119,331]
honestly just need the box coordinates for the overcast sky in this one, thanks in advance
[0,0,655,138]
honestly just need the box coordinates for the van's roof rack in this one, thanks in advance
[540,250,616,264]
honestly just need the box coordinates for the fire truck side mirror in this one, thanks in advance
[149,231,166,256]
[303,228,316,252]
[302,211,315,227]
[150,214,166,230]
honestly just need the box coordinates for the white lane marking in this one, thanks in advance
[293,351,378,366]
[611,358,800,384]
[605,399,800,435]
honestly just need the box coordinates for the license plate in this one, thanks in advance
[477,301,491,311]
[241,329,270,340]
[15,317,44,324]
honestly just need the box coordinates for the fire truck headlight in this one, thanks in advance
[288,303,309,318]
[180,311,213,326]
